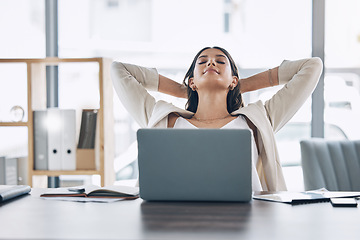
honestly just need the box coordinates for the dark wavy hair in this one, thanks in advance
[183,46,244,113]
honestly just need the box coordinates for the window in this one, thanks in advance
[57,0,313,183]
[0,0,45,58]
[3,1,347,191]
[324,0,360,140]
[0,1,45,164]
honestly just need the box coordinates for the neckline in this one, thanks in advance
[175,115,240,129]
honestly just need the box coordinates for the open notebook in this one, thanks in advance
[40,184,139,199]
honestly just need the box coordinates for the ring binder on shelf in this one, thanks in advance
[33,108,76,171]
[76,109,98,170]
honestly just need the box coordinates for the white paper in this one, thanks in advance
[41,197,123,203]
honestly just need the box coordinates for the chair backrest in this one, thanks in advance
[300,138,360,191]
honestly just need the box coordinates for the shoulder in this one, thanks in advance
[167,112,180,128]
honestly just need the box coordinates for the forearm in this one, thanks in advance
[264,57,323,132]
[111,61,157,128]
[158,74,187,98]
[240,67,279,93]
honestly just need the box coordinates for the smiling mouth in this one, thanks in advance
[204,69,219,74]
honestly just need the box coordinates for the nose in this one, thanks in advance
[207,59,216,66]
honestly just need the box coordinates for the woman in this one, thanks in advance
[111,46,323,191]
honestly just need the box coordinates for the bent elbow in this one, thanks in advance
[309,57,324,76]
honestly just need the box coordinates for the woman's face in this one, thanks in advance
[190,48,238,92]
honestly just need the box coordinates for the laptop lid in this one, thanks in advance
[137,128,252,202]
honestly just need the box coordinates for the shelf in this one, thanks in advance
[0,57,114,187]
[32,170,101,176]
[0,122,29,127]
[0,57,104,64]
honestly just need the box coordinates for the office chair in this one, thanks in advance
[300,138,360,191]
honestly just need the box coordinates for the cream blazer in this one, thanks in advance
[111,57,323,191]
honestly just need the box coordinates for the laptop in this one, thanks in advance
[137,128,252,202]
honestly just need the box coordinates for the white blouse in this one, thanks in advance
[173,115,263,192]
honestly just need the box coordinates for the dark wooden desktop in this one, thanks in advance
[0,188,359,239]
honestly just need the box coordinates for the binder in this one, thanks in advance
[5,158,18,185]
[17,156,28,185]
[61,109,76,170]
[33,108,77,170]
[0,156,5,184]
[0,157,18,185]
[77,109,97,170]
[33,110,48,170]
[47,108,62,170]
[78,109,98,149]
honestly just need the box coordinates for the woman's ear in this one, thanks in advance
[189,78,197,91]
[229,76,239,90]
[232,76,239,87]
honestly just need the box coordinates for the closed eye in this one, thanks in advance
[198,61,224,64]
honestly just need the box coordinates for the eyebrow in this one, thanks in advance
[198,54,226,59]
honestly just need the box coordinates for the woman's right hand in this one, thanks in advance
[158,74,188,99]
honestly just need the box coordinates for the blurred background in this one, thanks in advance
[1,0,360,190]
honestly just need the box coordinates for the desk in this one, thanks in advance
[0,189,359,239]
